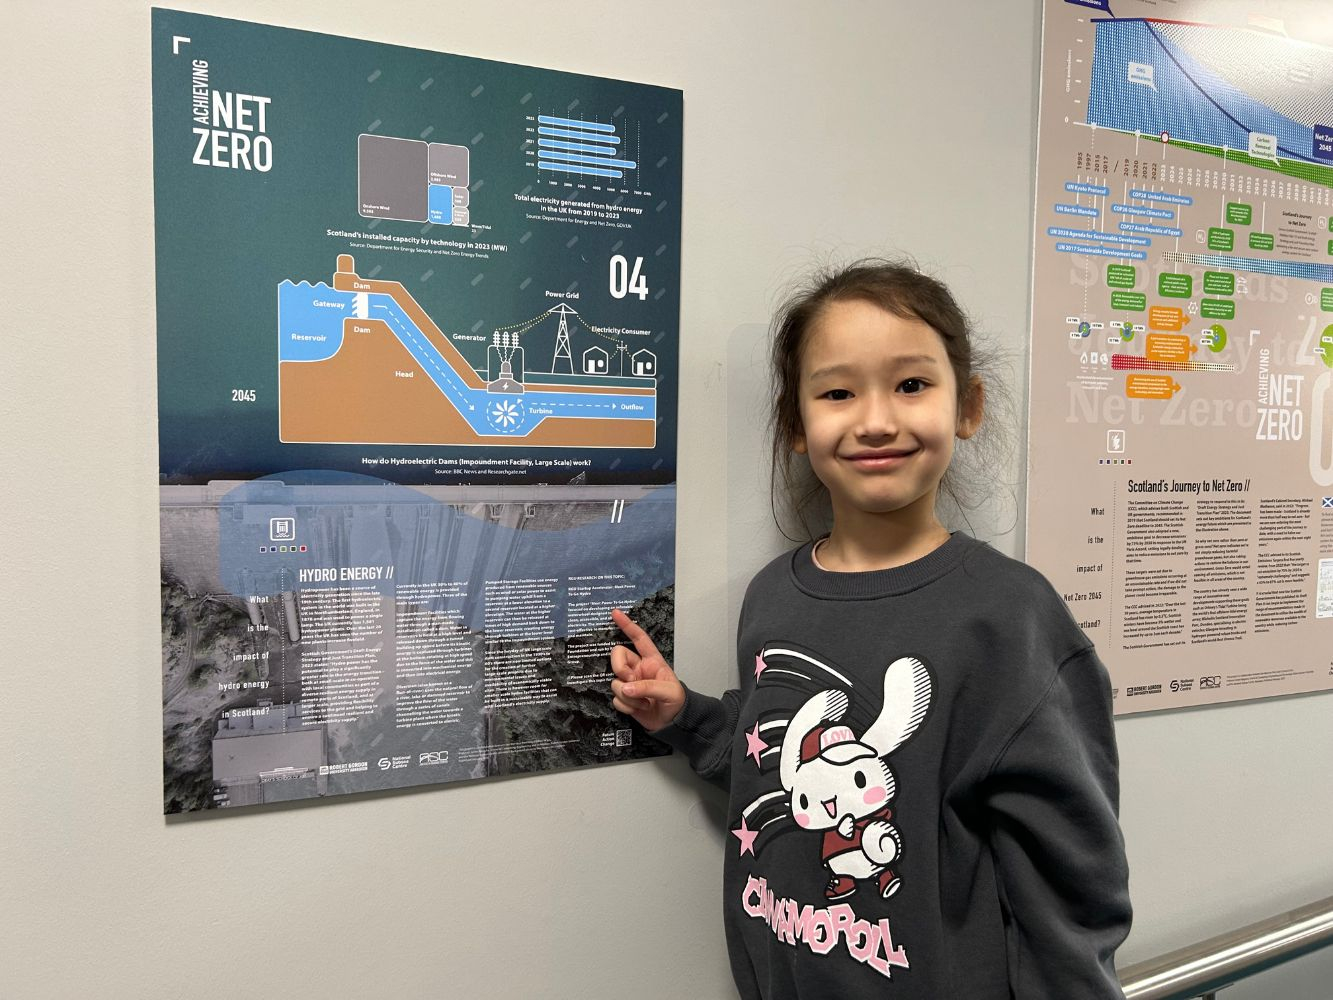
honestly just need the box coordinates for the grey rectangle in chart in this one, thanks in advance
[358,134,428,222]
[429,142,470,186]
[452,187,469,208]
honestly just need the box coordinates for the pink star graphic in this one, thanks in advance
[732,817,758,857]
[754,654,768,680]
[744,722,769,767]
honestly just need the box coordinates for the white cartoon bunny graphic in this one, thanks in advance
[779,656,933,901]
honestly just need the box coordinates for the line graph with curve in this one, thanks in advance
[1088,16,1333,173]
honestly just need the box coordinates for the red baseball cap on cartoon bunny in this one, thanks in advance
[799,725,876,766]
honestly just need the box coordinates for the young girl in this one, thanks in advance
[611,260,1131,999]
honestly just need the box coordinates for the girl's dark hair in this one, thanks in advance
[768,257,1012,540]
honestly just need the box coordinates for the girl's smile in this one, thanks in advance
[842,447,918,468]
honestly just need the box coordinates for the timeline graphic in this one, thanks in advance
[1089,17,1333,174]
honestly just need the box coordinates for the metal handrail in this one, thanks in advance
[1118,895,1333,1000]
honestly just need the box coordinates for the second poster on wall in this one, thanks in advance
[1028,0,1333,714]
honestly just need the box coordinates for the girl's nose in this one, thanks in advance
[855,393,898,438]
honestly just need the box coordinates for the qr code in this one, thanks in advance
[615,729,632,748]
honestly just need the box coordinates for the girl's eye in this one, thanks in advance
[855,770,867,788]
[799,793,808,809]
[821,388,852,401]
[899,378,927,394]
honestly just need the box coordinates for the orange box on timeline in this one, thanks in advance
[1145,332,1193,362]
[1126,374,1181,399]
[1148,306,1185,332]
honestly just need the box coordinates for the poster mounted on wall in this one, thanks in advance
[1028,0,1333,714]
[151,9,682,812]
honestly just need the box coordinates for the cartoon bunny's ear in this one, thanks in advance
[779,688,848,790]
[861,657,932,757]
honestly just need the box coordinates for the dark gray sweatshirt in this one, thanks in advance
[656,533,1131,999]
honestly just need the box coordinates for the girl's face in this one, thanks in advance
[793,299,980,527]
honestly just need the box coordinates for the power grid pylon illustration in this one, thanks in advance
[550,303,576,374]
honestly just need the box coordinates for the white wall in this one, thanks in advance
[3,2,1330,997]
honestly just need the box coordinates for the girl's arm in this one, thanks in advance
[609,608,743,790]
[649,685,742,790]
[983,645,1132,999]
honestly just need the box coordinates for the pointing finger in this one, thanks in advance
[611,609,659,661]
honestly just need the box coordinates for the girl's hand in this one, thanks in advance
[609,609,684,732]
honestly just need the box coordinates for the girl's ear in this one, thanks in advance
[792,417,808,455]
[956,376,984,440]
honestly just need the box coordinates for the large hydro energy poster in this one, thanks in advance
[152,10,682,812]
[1029,0,1333,714]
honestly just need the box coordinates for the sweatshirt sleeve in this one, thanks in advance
[651,685,741,790]
[649,591,753,790]
[983,646,1132,999]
